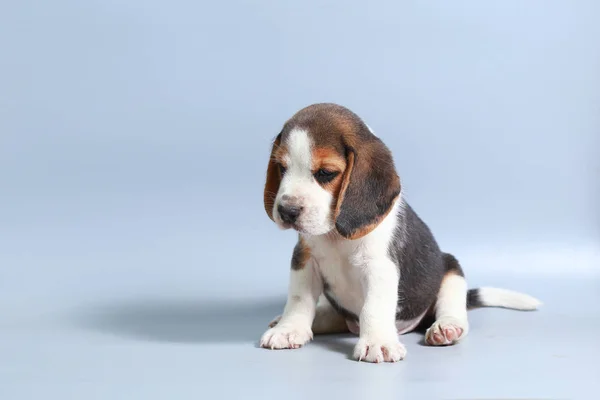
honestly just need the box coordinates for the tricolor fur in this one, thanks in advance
[260,103,542,363]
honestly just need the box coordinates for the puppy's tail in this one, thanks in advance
[467,287,542,311]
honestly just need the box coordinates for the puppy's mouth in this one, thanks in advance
[279,221,306,233]
[276,216,333,236]
[276,218,313,234]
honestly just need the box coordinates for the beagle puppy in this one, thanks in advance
[260,103,541,363]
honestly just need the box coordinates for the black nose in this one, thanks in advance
[278,204,302,224]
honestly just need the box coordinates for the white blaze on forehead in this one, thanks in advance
[285,129,313,175]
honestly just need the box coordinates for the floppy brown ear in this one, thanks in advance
[264,133,282,220]
[334,137,401,239]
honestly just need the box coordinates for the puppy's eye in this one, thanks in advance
[279,164,287,176]
[314,169,338,184]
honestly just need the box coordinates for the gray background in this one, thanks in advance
[1,1,599,399]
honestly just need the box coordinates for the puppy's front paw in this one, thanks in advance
[259,323,313,350]
[353,336,406,363]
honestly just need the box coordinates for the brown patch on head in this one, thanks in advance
[311,147,346,172]
[271,103,401,239]
[263,133,284,220]
[311,147,347,202]
[281,103,356,152]
[291,237,311,270]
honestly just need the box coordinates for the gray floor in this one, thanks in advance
[2,272,598,399]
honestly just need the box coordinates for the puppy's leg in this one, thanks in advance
[260,260,321,349]
[425,257,469,346]
[269,294,349,334]
[311,295,350,334]
[353,259,406,363]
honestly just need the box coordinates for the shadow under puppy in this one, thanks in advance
[261,103,541,363]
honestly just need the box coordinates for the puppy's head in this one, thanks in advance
[263,103,401,239]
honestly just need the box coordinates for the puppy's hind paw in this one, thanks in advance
[425,316,468,346]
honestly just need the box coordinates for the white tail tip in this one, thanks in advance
[478,287,543,311]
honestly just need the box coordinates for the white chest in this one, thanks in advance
[309,240,366,316]
[303,198,403,318]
